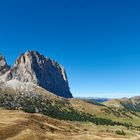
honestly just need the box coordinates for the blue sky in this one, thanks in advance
[0,0,140,98]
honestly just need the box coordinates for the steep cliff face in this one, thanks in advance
[3,51,72,98]
[0,54,10,76]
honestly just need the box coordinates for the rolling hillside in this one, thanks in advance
[1,108,140,140]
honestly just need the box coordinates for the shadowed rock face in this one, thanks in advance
[0,54,10,76]
[3,51,73,98]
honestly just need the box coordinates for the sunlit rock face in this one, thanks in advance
[0,54,10,76]
[2,51,72,98]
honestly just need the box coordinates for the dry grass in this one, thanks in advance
[0,108,140,140]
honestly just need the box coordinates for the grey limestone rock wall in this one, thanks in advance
[3,51,72,98]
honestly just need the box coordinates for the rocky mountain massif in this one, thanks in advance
[0,51,72,98]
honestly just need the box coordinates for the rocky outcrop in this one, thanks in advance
[0,54,10,76]
[2,51,72,98]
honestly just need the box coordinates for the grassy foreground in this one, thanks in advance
[0,108,140,140]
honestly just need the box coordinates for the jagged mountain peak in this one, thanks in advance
[15,51,44,65]
[0,53,10,76]
[1,51,72,98]
[14,50,68,82]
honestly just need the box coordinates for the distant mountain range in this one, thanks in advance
[77,97,110,103]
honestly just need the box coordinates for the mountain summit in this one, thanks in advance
[1,51,72,98]
[0,54,10,76]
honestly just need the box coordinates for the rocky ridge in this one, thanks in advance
[0,51,72,98]
[0,54,10,76]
